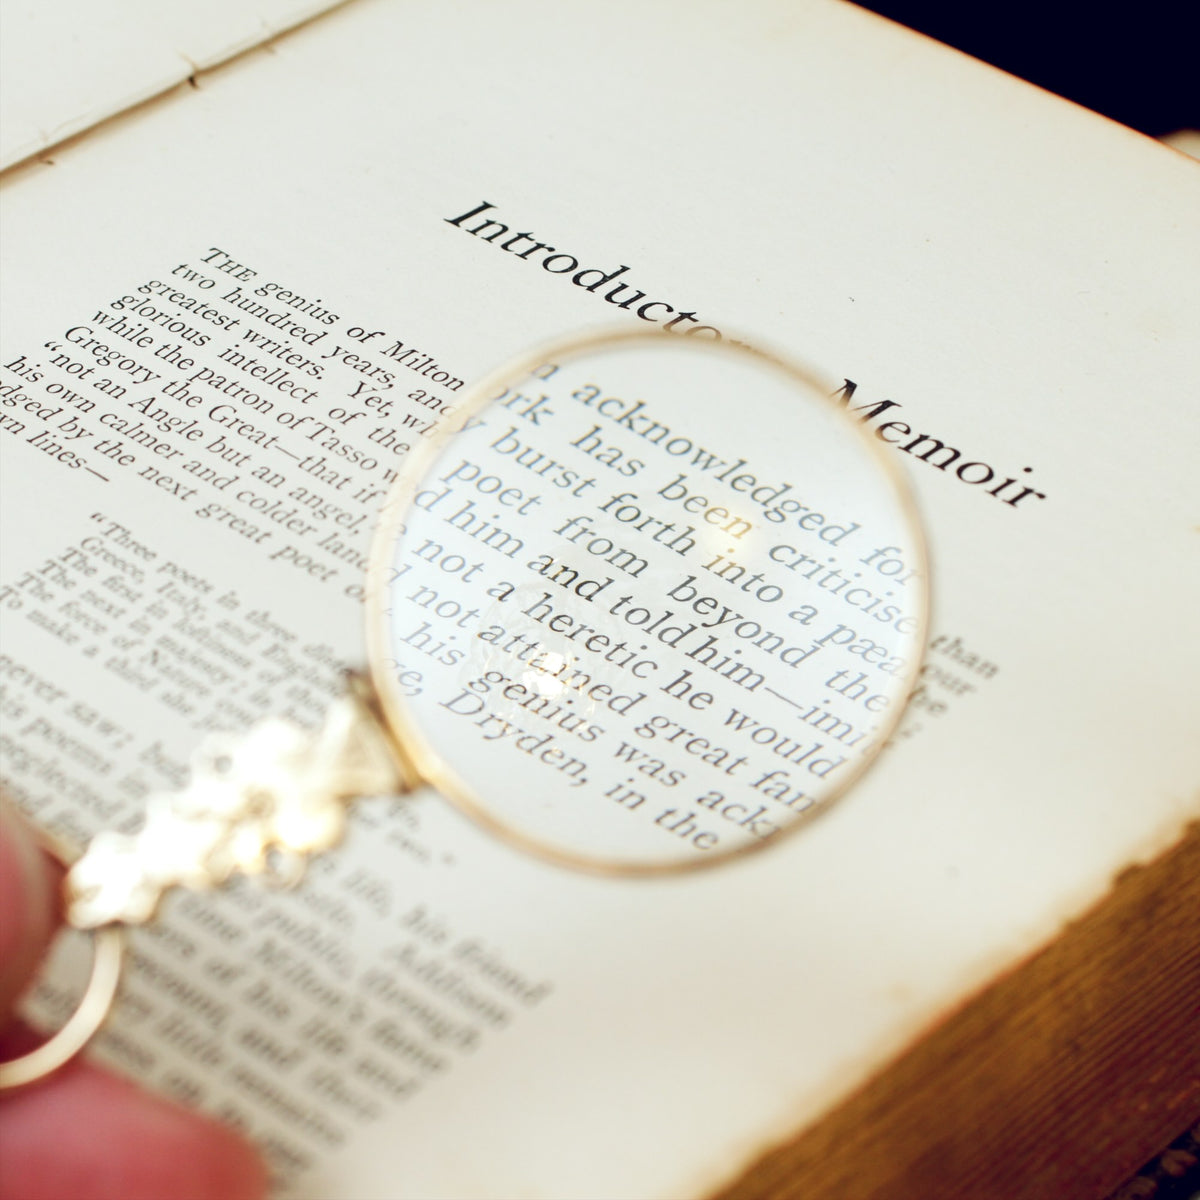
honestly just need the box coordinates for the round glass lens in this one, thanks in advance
[368,331,927,871]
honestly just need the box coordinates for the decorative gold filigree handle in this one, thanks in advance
[0,674,406,1090]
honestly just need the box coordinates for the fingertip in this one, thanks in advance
[0,808,268,1200]
[0,801,58,1019]
[0,1059,268,1200]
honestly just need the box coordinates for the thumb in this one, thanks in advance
[0,801,58,1021]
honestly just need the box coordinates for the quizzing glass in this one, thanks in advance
[1,328,929,1089]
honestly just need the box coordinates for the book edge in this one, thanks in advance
[706,815,1200,1199]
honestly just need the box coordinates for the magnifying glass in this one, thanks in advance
[0,327,929,1088]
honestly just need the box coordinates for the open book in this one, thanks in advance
[2,1,1197,1196]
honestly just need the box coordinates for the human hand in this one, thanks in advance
[0,802,267,1200]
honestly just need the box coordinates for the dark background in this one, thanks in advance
[853,0,1196,137]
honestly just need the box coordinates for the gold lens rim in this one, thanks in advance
[364,326,932,876]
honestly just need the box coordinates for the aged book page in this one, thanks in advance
[1,1,1197,1197]
[0,0,347,169]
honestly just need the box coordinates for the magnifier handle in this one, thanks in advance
[0,674,404,1090]
[67,672,404,929]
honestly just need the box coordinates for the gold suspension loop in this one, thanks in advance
[0,924,125,1091]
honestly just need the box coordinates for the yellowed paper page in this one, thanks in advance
[1,1,1197,1197]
